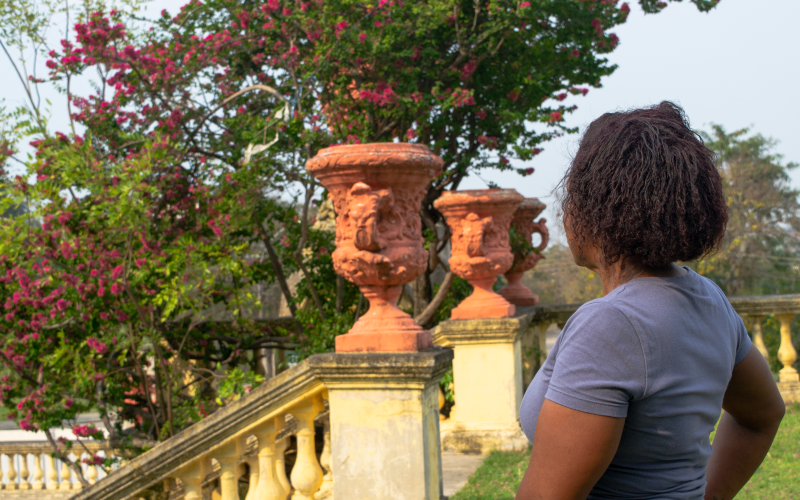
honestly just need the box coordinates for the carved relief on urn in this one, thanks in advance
[305,143,443,352]
[499,198,549,306]
[434,189,524,320]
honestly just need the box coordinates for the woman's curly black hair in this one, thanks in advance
[560,101,728,268]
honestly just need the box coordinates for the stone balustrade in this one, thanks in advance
[0,441,113,497]
[71,348,452,500]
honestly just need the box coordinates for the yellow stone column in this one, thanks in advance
[776,314,799,383]
[749,315,769,362]
[310,348,453,500]
[289,395,325,500]
[433,316,531,454]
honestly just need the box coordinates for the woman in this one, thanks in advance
[516,102,785,500]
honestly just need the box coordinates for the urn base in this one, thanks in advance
[451,278,515,320]
[498,272,539,306]
[336,329,433,353]
[336,285,433,352]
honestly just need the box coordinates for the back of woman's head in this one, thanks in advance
[560,101,728,268]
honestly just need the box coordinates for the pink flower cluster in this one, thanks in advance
[87,337,109,354]
[73,424,100,438]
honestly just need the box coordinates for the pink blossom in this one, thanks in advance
[115,310,128,322]
[508,89,520,102]
[532,148,542,155]
[549,111,563,122]
[19,420,35,431]
[520,1,530,7]
[500,156,510,165]
[56,299,69,311]
[556,93,567,101]
[97,287,106,297]
[110,265,124,279]
[64,397,73,408]
[476,109,487,120]
[111,283,122,296]
[358,33,367,43]
[87,337,108,354]
[406,128,418,140]
[620,3,630,14]
[58,211,73,224]
[135,258,146,267]
[334,21,349,38]
[73,424,99,437]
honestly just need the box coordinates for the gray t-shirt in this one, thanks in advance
[520,268,752,499]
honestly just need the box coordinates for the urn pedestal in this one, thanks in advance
[433,189,523,320]
[305,143,443,352]
[499,198,549,306]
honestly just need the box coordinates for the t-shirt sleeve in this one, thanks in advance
[733,314,753,365]
[546,302,647,418]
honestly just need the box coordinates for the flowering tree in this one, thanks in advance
[0,0,719,481]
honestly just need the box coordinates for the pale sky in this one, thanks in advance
[2,0,798,243]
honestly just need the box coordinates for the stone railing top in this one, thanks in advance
[517,303,584,326]
[726,294,800,317]
[73,348,453,500]
[0,440,111,455]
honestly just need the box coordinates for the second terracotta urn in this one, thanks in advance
[306,143,443,352]
[499,198,549,306]
[434,189,524,320]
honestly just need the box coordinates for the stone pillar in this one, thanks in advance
[433,316,531,454]
[309,348,453,500]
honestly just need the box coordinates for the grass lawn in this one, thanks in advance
[451,404,800,500]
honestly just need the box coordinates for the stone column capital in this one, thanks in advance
[432,315,533,346]
[308,347,454,391]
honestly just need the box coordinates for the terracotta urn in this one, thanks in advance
[499,198,549,306]
[434,189,524,320]
[305,143,443,352]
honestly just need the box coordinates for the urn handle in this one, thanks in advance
[532,218,549,253]
[348,182,394,252]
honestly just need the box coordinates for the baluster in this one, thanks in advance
[776,314,799,383]
[214,439,243,500]
[33,453,44,489]
[72,455,84,491]
[7,453,18,490]
[18,453,30,490]
[253,417,287,500]
[46,455,58,490]
[86,458,98,485]
[176,458,208,500]
[289,395,324,500]
[750,315,769,362]
[275,436,291,496]
[318,413,333,498]
[59,457,73,490]
[239,435,258,500]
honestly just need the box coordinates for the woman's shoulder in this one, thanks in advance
[561,299,640,346]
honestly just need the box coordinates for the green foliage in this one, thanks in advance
[216,366,265,406]
[697,126,800,295]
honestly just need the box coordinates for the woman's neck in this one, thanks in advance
[594,262,687,296]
